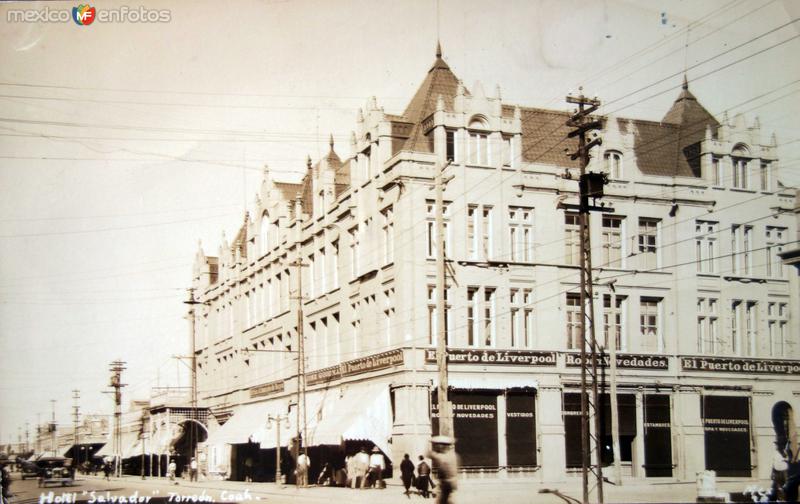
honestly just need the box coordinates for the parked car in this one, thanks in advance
[19,458,40,480]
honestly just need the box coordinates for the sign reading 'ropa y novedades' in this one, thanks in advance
[565,353,669,370]
[306,349,405,385]
[424,348,557,366]
[681,356,800,375]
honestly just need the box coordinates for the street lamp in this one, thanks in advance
[266,414,290,486]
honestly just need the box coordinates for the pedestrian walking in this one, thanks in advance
[102,460,111,481]
[168,459,177,484]
[416,455,432,498]
[1,461,12,504]
[428,436,458,504]
[189,457,198,482]
[400,454,415,497]
[366,447,385,489]
[296,451,310,487]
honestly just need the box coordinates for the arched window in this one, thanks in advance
[259,214,270,256]
[731,144,750,189]
[604,150,623,179]
[467,116,490,166]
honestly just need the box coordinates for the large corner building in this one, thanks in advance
[190,46,799,483]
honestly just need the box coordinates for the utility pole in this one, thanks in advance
[107,360,127,478]
[564,89,608,504]
[25,422,30,454]
[290,201,309,487]
[435,159,454,438]
[50,400,57,456]
[72,390,80,465]
[268,414,289,485]
[36,413,42,453]
[183,287,202,462]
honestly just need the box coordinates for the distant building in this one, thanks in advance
[191,45,799,483]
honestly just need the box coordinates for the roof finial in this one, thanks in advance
[436,40,442,59]
[682,74,688,91]
[306,155,312,169]
[329,133,334,150]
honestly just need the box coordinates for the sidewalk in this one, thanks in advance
[86,473,774,504]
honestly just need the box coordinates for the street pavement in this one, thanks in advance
[6,470,773,504]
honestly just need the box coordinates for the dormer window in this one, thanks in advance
[604,150,623,179]
[467,116,490,166]
[259,214,270,256]
[731,144,750,189]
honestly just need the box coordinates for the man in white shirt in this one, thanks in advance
[296,451,310,487]
[366,447,385,489]
[189,458,198,482]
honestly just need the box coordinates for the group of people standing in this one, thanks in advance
[399,436,458,504]
[343,446,386,489]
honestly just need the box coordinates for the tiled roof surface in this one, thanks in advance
[400,54,466,153]
[518,107,580,168]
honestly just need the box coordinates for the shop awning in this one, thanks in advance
[204,400,287,448]
[439,374,538,391]
[298,383,392,458]
[95,431,140,459]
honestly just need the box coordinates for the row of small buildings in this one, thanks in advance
[188,46,800,483]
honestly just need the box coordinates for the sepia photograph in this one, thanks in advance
[1,1,799,503]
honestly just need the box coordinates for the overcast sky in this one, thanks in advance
[1,0,798,445]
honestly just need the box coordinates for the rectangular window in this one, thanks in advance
[467,205,478,259]
[697,297,719,354]
[765,226,787,278]
[426,201,451,258]
[760,162,771,191]
[510,288,534,348]
[768,301,789,357]
[731,224,753,275]
[732,157,748,189]
[638,218,660,269]
[502,135,513,167]
[317,246,326,294]
[483,287,496,346]
[712,156,721,186]
[731,300,742,355]
[446,130,456,162]
[565,213,580,266]
[427,285,451,345]
[382,206,394,264]
[603,294,626,351]
[331,240,339,289]
[481,205,493,259]
[510,288,520,348]
[467,287,478,346]
[468,132,489,165]
[509,206,535,262]
[695,220,718,273]
[745,301,757,357]
[640,297,661,353]
[602,215,625,268]
[566,294,581,350]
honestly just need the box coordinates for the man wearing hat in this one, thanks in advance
[365,446,386,489]
[428,436,458,504]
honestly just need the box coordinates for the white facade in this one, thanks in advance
[190,49,799,483]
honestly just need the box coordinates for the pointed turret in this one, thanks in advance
[400,41,465,153]
[662,75,717,128]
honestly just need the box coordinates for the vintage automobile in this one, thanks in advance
[35,457,75,487]
[19,457,40,480]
